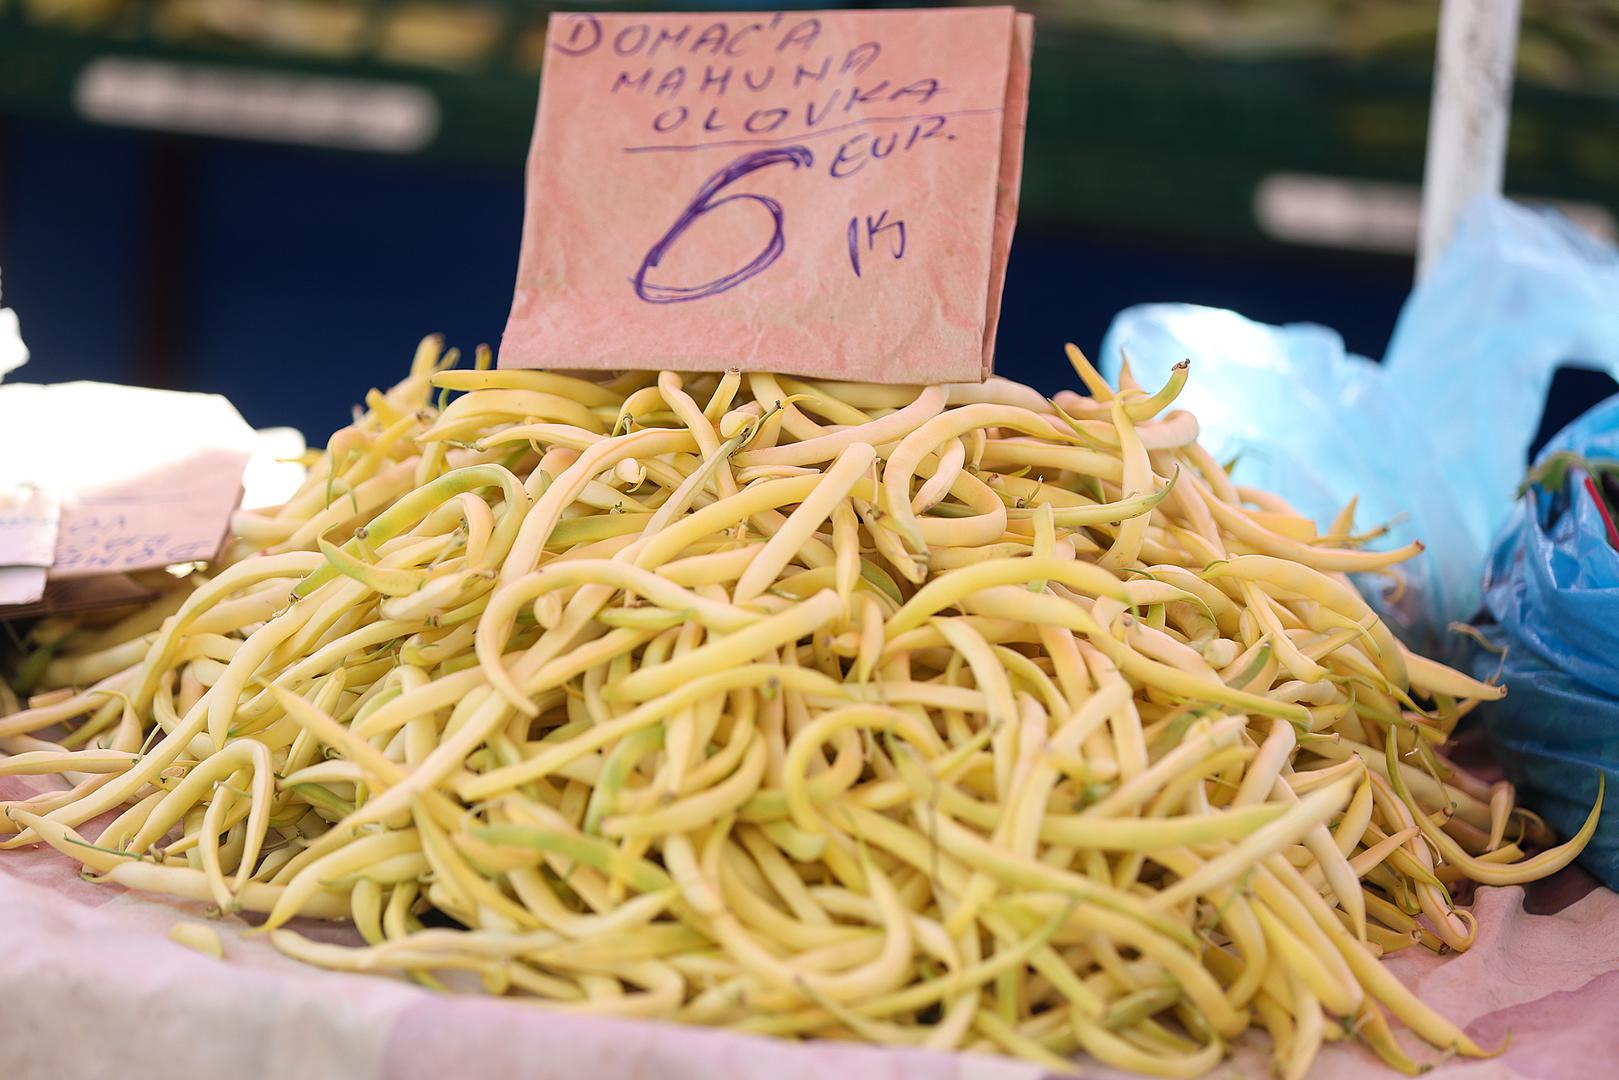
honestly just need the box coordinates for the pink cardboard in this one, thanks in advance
[501,8,1033,384]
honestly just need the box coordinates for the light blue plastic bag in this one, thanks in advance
[1099,197,1619,656]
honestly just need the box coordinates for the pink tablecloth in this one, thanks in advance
[3,773,1618,1080]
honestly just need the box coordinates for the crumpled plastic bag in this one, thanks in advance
[1097,195,1619,657]
[1468,395,1619,889]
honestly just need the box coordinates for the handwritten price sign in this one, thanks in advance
[0,382,254,611]
[501,8,1032,384]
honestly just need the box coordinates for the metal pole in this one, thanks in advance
[1416,0,1521,279]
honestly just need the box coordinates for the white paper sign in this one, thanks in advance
[0,567,48,606]
[0,382,256,589]
[0,487,61,606]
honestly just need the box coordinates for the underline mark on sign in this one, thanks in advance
[620,107,1004,154]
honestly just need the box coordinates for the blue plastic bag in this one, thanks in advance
[1469,399,1619,888]
[1098,196,1619,657]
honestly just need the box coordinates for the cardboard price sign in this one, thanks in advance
[501,7,1032,384]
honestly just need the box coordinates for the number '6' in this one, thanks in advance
[632,146,814,304]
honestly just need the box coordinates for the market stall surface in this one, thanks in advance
[3,769,1615,1080]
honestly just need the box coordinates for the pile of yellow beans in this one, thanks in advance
[0,337,1599,1077]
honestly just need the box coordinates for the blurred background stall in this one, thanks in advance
[2,0,1616,443]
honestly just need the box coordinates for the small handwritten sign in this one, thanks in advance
[52,493,243,577]
[0,382,256,615]
[501,7,1033,384]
